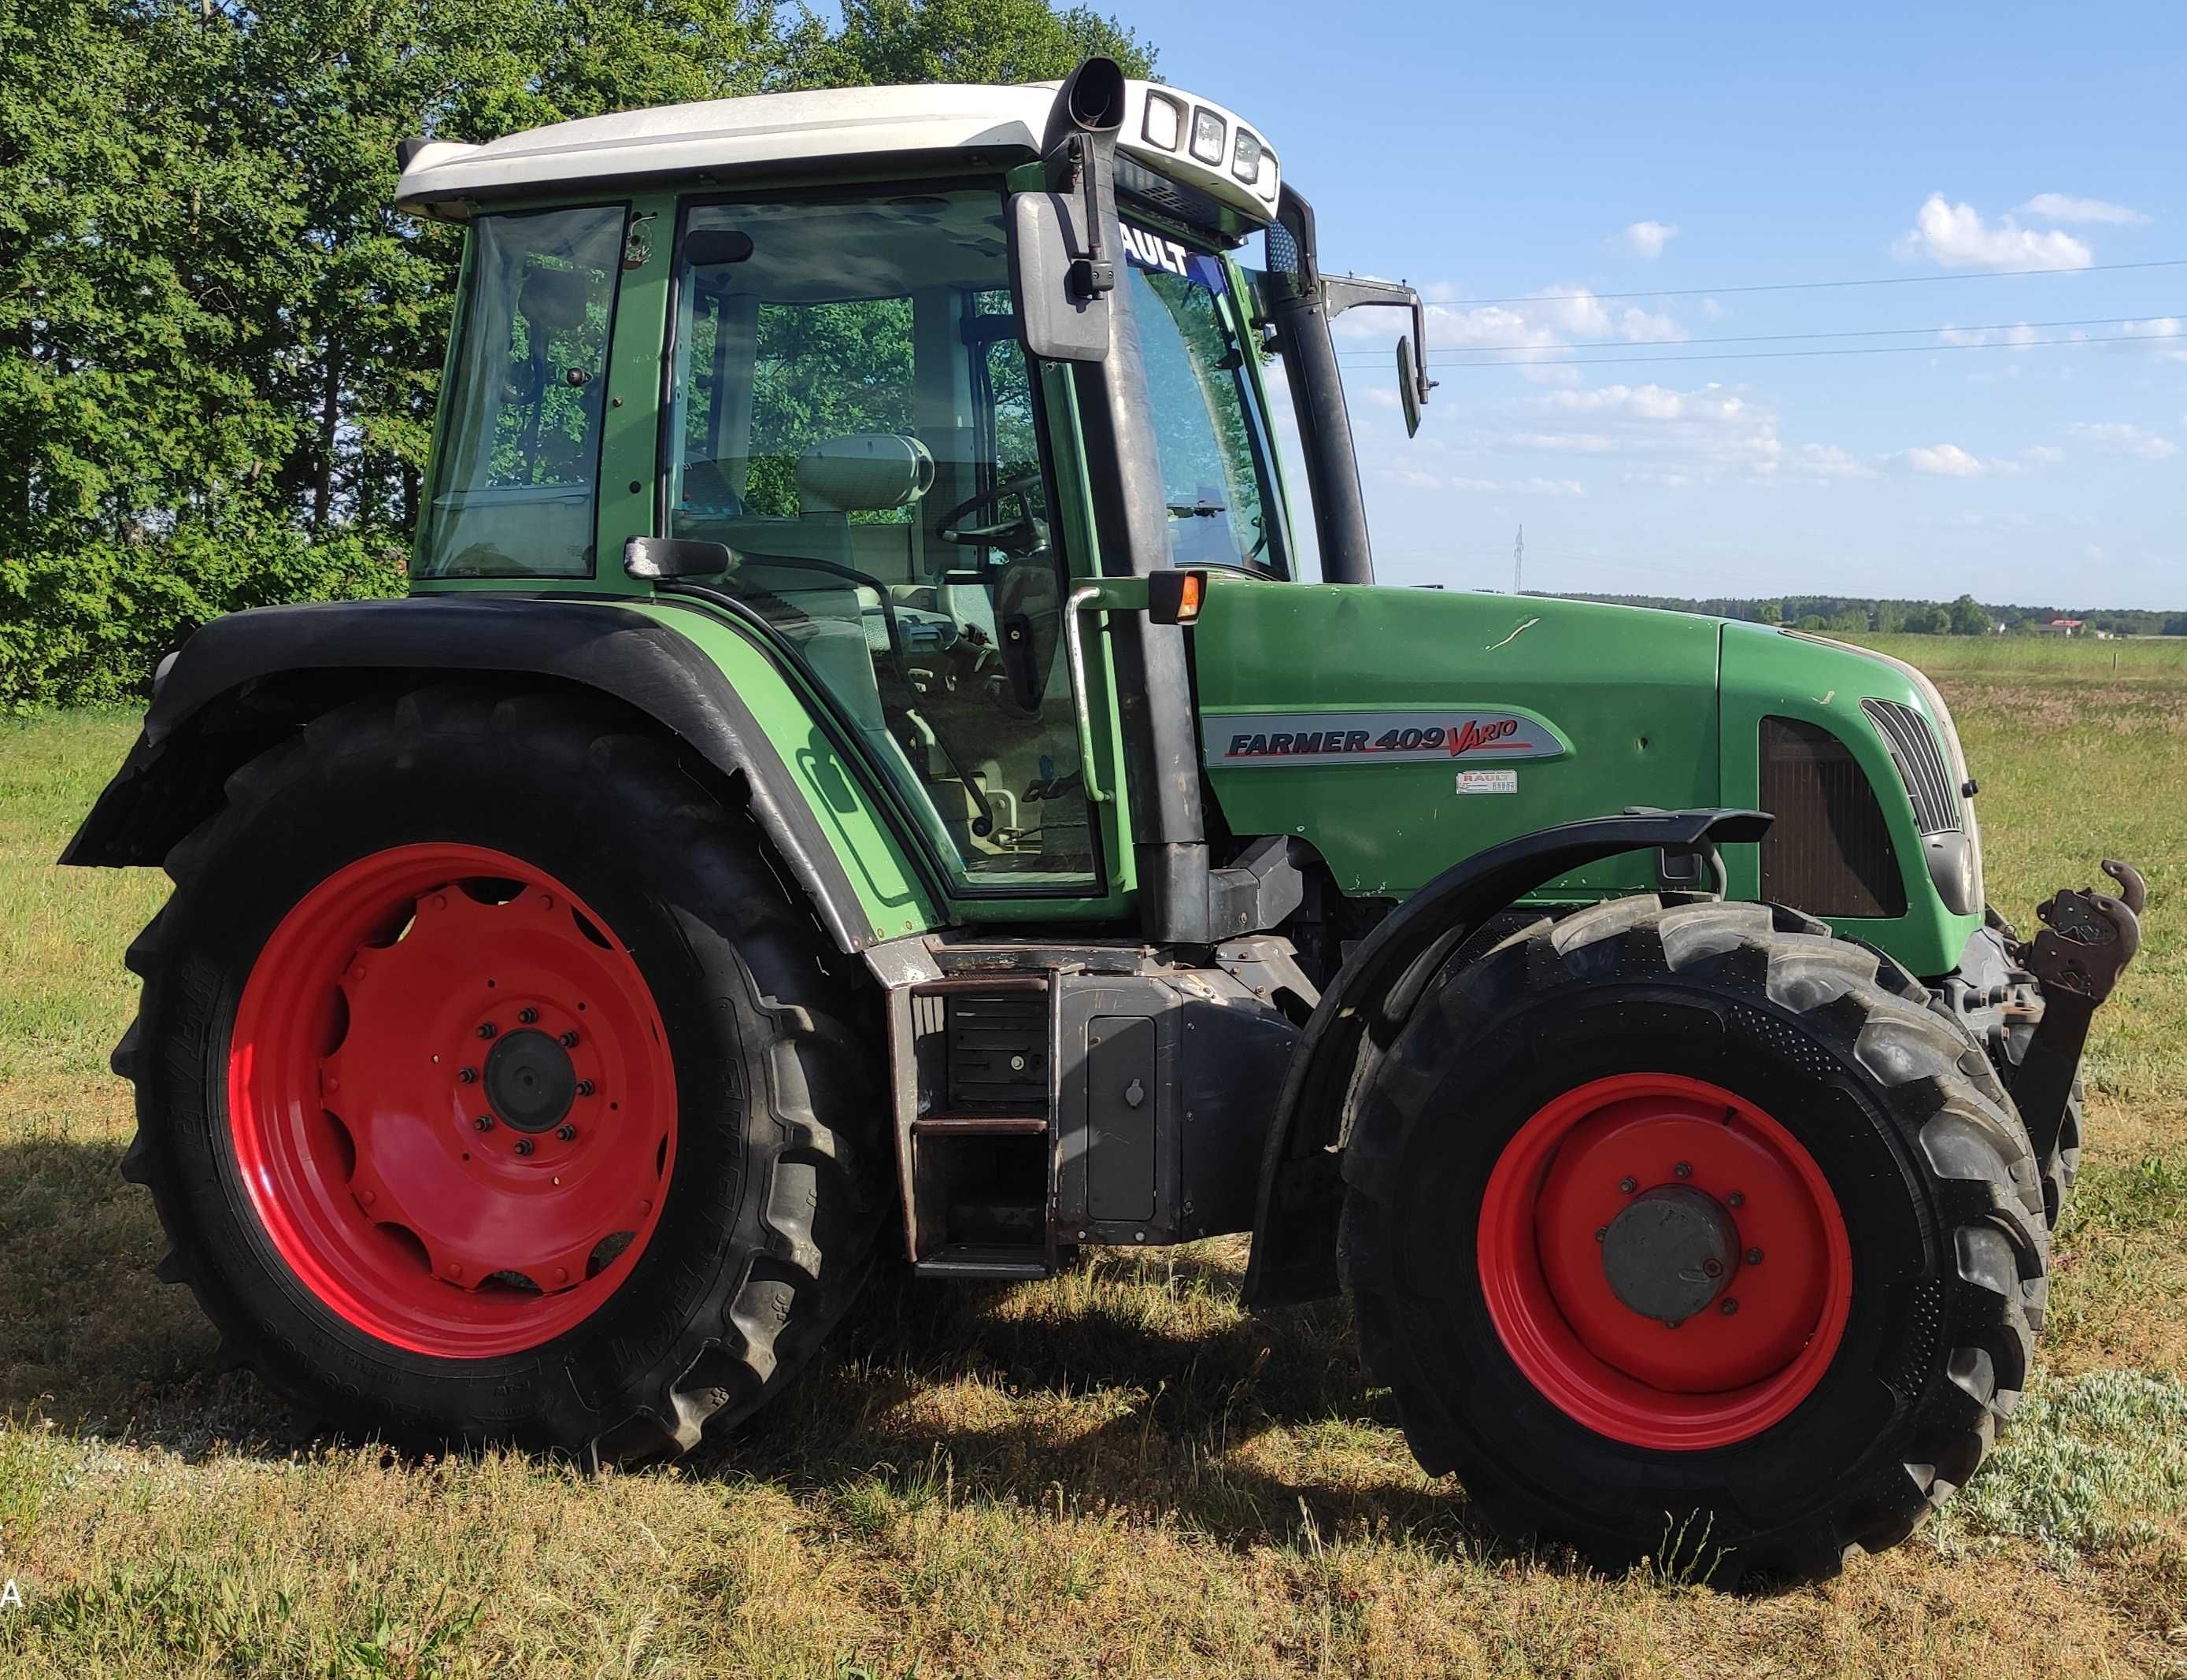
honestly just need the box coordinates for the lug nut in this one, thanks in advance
[1746,1247,1764,1266]
[472,1114,494,1132]
[519,1007,539,1024]
[1663,1316,1684,1330]
[1618,1176,1638,1195]
[1727,1191,1745,1208]
[457,1066,479,1084]
[514,1138,534,1156]
[575,1080,595,1097]
[557,1124,577,1142]
[559,1030,580,1049]
[476,1021,498,1040]
[1594,1227,1608,1242]
[1720,1297,1740,1316]
[1673,1161,1693,1179]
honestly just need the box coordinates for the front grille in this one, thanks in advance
[1759,716,1908,918]
[1861,698,1961,835]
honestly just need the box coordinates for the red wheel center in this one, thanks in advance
[228,844,677,1357]
[1478,1073,1852,1450]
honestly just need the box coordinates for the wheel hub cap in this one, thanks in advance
[484,1029,578,1133]
[1600,1186,1737,1324]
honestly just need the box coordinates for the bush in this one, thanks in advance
[0,530,402,712]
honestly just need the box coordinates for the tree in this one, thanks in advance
[788,0,1154,85]
[0,0,1150,707]
[1756,601,1782,626]
[1948,593,1991,636]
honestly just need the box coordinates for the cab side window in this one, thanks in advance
[415,206,625,578]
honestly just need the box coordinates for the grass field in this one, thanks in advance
[2,636,2184,1677]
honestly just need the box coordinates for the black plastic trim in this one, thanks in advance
[1242,808,1774,1307]
[59,597,881,953]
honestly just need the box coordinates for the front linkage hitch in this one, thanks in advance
[2008,860,2146,1165]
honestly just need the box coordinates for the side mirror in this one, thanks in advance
[1008,56,1126,363]
[1397,338,1423,438]
[1325,275,1437,432]
[624,535,732,580]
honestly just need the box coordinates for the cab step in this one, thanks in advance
[911,1244,1053,1282]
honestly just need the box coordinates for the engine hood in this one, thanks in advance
[1188,579,1724,900]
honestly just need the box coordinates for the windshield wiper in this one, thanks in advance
[1167,500,1227,518]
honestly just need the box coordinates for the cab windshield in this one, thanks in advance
[1120,223,1291,577]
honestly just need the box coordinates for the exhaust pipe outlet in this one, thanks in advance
[1044,56,1127,153]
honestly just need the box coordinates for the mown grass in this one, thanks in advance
[2,640,2185,1677]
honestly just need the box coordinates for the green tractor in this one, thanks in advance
[68,60,2144,1586]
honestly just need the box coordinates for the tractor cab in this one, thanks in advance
[393,64,1423,922]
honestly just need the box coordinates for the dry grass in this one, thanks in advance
[2,642,2185,1677]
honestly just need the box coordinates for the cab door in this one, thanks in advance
[657,185,1132,916]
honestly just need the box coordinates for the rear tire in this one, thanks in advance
[1339,896,2048,1587]
[113,686,884,1462]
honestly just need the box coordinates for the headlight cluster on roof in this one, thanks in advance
[1134,88,1279,210]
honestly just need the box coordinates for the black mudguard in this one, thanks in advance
[61,596,881,953]
[1242,807,1774,1307]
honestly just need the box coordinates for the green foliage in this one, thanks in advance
[0,0,1149,709]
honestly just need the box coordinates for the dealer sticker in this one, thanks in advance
[1457,769,1518,794]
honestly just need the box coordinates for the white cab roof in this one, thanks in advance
[395,80,1279,227]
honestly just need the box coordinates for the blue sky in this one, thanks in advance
[1105,1,2185,606]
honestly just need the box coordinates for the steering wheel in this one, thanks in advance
[936,471,1047,555]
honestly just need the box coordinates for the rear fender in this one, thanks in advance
[1242,808,1773,1306]
[61,597,913,954]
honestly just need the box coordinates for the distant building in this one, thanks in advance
[2040,617,2085,636]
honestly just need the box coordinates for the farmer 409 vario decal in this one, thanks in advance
[1201,709,1566,768]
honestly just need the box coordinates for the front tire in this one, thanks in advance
[113,686,884,1462]
[1339,897,2048,1586]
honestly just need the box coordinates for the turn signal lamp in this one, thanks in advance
[1149,570,1205,625]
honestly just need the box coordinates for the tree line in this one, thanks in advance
[1559,594,2187,637]
[0,0,1151,709]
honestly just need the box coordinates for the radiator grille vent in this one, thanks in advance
[1860,698,1961,836]
[1760,716,1908,919]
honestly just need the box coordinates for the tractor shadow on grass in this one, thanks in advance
[0,1138,295,1455]
[710,1252,1500,1560]
[1,1138,1498,1560]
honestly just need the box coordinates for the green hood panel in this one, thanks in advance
[1191,579,1724,899]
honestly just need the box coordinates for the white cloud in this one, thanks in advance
[1375,467,1586,497]
[1621,220,1679,260]
[2016,193,2150,226]
[1897,443,1988,476]
[2022,444,2066,464]
[1790,443,1878,480]
[2065,421,2178,461]
[1893,194,2093,271]
[1700,297,1726,320]
[1940,321,2041,348]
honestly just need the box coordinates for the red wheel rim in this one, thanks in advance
[1477,1073,1852,1450]
[228,843,676,1357]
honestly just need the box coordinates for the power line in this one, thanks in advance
[1434,257,2187,308]
[1337,313,2176,362]
[1369,331,2185,370]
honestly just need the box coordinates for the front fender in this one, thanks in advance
[1242,807,1772,1307]
[61,595,938,954]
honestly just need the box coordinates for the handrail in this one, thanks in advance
[1062,584,1113,805]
